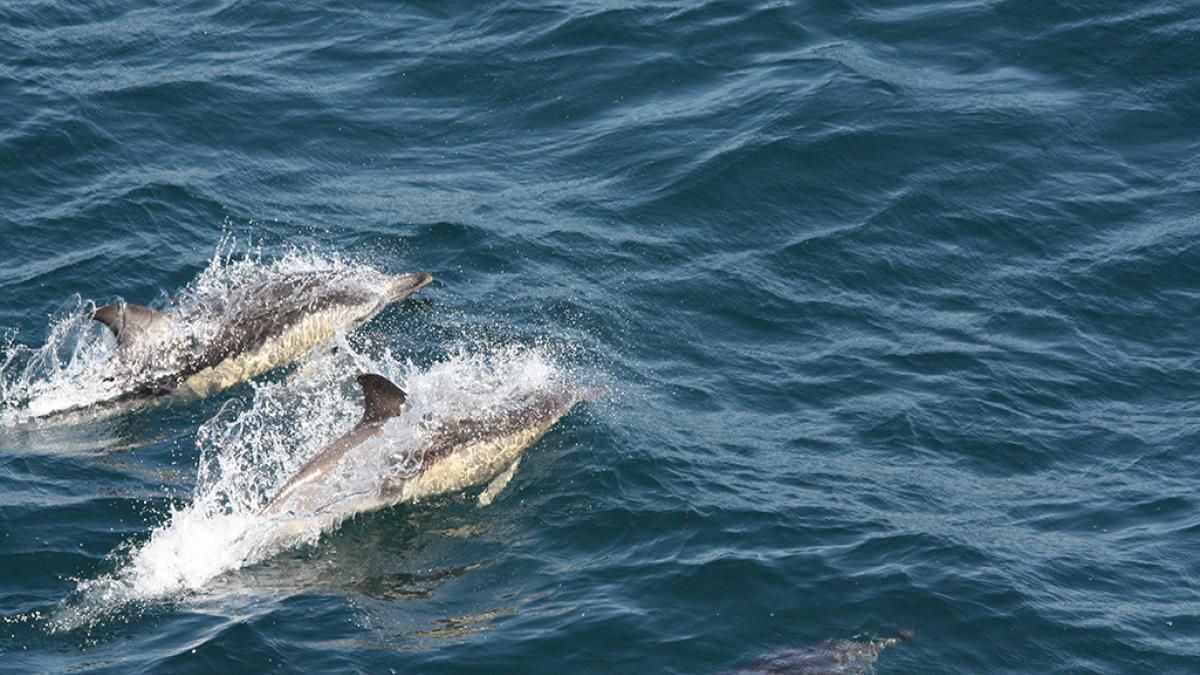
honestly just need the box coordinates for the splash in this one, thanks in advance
[51,338,575,632]
[0,295,125,422]
[0,240,389,425]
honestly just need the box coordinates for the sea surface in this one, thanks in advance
[2,1,1199,672]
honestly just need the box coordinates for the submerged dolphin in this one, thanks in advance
[737,630,916,674]
[89,270,432,403]
[260,373,589,527]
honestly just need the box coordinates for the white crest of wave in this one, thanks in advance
[52,338,568,632]
[0,240,385,424]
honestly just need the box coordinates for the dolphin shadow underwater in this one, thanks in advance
[736,630,916,674]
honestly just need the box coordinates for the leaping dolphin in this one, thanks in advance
[259,372,590,530]
[88,270,432,405]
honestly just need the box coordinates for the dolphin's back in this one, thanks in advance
[261,374,408,517]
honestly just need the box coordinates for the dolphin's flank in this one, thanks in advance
[260,372,592,526]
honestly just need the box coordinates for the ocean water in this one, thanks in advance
[2,0,1198,672]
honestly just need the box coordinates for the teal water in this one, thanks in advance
[2,1,1199,672]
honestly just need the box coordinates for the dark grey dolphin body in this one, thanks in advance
[89,271,432,403]
[261,373,588,525]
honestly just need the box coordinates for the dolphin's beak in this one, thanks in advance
[388,272,433,303]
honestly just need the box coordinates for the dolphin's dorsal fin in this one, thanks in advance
[357,373,407,426]
[91,303,170,347]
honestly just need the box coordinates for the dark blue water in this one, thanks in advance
[3,1,1199,672]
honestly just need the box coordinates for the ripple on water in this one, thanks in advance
[3,0,1200,672]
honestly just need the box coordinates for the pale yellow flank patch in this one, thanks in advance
[399,416,560,504]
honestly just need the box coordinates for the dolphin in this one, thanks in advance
[736,630,916,674]
[88,270,432,404]
[259,372,589,529]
